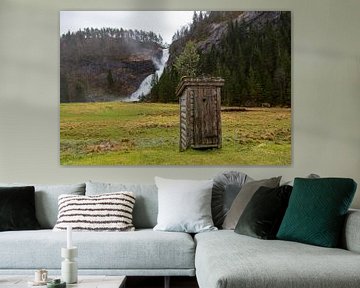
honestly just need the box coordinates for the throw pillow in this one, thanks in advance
[283,173,320,186]
[212,171,251,228]
[53,192,136,231]
[234,185,293,239]
[153,177,217,233]
[277,178,357,248]
[0,186,41,231]
[222,176,281,230]
[86,181,158,229]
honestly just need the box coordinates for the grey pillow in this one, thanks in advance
[86,181,158,229]
[153,177,217,233]
[222,177,281,230]
[212,171,251,228]
[0,183,85,228]
[283,173,320,186]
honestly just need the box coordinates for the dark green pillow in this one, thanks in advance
[276,178,357,247]
[235,185,292,239]
[0,186,41,231]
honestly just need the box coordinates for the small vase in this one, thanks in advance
[61,247,78,284]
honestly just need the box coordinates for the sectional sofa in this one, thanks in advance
[0,178,359,288]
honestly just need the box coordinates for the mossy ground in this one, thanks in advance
[60,102,291,166]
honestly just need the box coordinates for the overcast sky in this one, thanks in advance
[60,11,195,44]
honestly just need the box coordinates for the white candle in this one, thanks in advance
[67,225,72,249]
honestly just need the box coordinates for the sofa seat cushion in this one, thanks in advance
[195,230,360,288]
[0,229,195,270]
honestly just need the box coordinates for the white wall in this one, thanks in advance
[0,0,359,208]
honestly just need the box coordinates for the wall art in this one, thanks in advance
[60,11,291,165]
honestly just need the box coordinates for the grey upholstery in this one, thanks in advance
[342,209,360,253]
[195,230,360,288]
[0,180,359,287]
[0,229,195,276]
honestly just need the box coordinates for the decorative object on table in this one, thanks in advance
[47,279,66,288]
[61,225,78,284]
[35,269,48,283]
[27,269,51,287]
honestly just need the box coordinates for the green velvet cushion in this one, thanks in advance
[277,178,357,247]
[0,186,41,231]
[235,185,292,239]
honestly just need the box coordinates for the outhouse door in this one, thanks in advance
[193,87,221,148]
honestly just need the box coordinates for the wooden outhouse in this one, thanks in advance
[176,77,225,151]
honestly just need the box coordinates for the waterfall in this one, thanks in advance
[127,48,169,101]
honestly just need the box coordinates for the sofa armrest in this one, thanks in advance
[342,209,360,253]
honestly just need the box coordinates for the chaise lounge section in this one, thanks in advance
[195,213,360,288]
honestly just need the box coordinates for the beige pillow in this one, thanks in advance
[222,177,281,230]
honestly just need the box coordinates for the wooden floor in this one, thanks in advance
[126,276,199,288]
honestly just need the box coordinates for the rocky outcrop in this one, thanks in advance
[198,11,282,52]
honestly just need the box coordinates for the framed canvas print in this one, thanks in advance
[60,11,291,166]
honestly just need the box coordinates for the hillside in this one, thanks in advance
[60,28,163,102]
[148,11,291,107]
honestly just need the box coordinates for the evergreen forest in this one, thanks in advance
[147,11,291,107]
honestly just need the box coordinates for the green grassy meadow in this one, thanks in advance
[60,102,291,165]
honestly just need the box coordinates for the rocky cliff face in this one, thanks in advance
[60,29,162,102]
[168,11,283,64]
[198,11,282,52]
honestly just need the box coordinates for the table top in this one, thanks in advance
[0,275,126,288]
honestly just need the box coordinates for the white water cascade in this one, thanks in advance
[126,48,169,102]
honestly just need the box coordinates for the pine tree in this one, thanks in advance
[107,69,115,89]
[174,41,200,78]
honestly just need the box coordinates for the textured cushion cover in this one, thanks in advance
[153,177,216,233]
[283,173,320,186]
[222,176,281,229]
[0,183,86,228]
[195,230,360,288]
[277,178,357,247]
[86,181,157,229]
[0,186,40,231]
[342,209,360,253]
[53,192,135,231]
[212,171,250,228]
[235,185,292,239]
[0,229,195,272]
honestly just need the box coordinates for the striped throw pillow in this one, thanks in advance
[53,192,136,231]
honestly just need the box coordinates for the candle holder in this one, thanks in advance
[61,247,78,284]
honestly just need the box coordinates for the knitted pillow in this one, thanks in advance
[53,192,135,231]
[277,178,357,247]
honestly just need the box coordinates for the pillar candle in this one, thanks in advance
[67,225,72,248]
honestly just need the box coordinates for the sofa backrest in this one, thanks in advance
[86,181,158,229]
[341,209,360,253]
[0,183,86,229]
